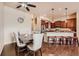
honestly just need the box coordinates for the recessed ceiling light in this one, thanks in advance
[64,13,66,15]
[58,8,62,11]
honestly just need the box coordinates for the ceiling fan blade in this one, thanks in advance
[26,7,30,11]
[16,5,22,8]
[27,4,36,8]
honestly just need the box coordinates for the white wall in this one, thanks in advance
[0,3,4,55]
[4,6,32,45]
[77,11,79,40]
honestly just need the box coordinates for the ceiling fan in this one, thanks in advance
[16,2,36,11]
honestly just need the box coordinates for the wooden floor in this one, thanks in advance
[42,43,79,56]
[1,43,79,56]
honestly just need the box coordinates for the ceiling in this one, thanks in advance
[4,2,79,19]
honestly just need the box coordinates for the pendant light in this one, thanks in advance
[51,8,55,22]
[65,8,68,23]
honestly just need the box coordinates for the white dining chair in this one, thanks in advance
[13,32,27,55]
[27,33,44,56]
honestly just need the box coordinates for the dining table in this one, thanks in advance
[18,33,33,44]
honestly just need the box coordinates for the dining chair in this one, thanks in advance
[27,33,44,56]
[13,32,27,56]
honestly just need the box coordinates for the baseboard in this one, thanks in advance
[4,41,16,46]
[0,45,4,55]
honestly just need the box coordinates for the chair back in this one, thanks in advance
[33,33,44,50]
[13,32,25,47]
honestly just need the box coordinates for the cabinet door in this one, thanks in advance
[61,21,66,28]
[67,20,73,27]
[54,21,61,28]
[66,18,76,31]
[50,22,55,28]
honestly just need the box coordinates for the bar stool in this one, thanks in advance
[73,37,78,46]
[66,36,72,45]
[63,37,66,45]
[52,36,57,45]
[58,37,62,45]
[48,36,56,46]
[61,36,65,45]
[69,37,72,45]
[65,37,69,45]
[55,36,62,45]
[58,36,63,45]
[60,37,66,45]
[56,36,59,45]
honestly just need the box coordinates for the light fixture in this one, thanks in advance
[51,8,55,22]
[21,3,27,7]
[58,8,62,11]
[52,8,54,13]
[65,8,68,23]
